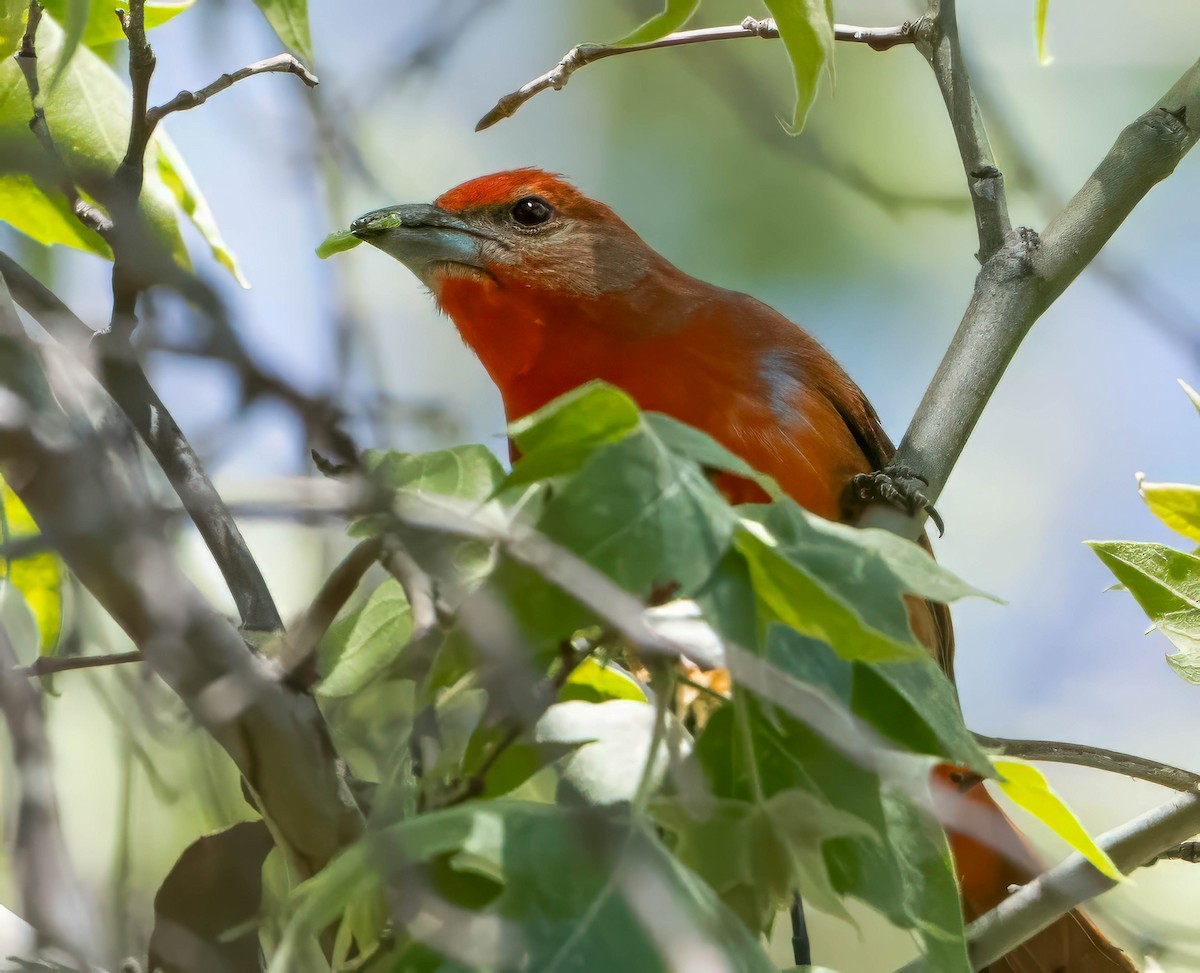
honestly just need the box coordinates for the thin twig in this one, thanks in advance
[17,650,143,678]
[476,16,918,131]
[862,57,1200,538]
[975,734,1200,792]
[380,538,440,639]
[148,53,318,126]
[912,0,1010,261]
[0,628,100,966]
[894,789,1200,973]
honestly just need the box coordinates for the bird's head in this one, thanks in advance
[350,169,654,298]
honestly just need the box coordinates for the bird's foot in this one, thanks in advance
[848,464,945,537]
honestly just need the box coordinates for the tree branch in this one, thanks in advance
[862,57,1200,539]
[894,789,1200,973]
[148,52,318,126]
[476,16,918,131]
[913,0,1010,261]
[975,734,1200,792]
[0,250,284,634]
[17,650,143,678]
[0,627,100,966]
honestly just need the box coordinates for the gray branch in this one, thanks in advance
[975,734,1200,792]
[148,53,318,127]
[862,57,1200,539]
[895,789,1200,973]
[476,16,918,131]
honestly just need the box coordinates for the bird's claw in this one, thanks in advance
[849,465,945,537]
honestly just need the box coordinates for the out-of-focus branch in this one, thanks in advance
[0,250,284,634]
[895,789,1200,973]
[975,734,1200,792]
[0,335,364,878]
[862,57,1200,538]
[912,0,1009,261]
[148,52,317,125]
[17,650,143,678]
[476,16,918,131]
[0,629,100,966]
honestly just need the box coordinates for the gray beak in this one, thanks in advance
[351,203,487,278]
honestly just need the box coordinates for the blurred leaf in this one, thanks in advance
[644,412,783,500]
[156,136,248,286]
[991,758,1121,881]
[250,0,313,66]
[149,821,274,973]
[366,445,505,502]
[0,475,64,656]
[42,0,192,48]
[0,14,187,264]
[614,0,699,45]
[506,381,641,488]
[316,228,361,259]
[560,656,646,704]
[1180,379,1200,416]
[763,0,835,132]
[1034,0,1052,64]
[318,578,414,698]
[1138,476,1200,542]
[48,0,87,87]
[0,0,24,61]
[0,174,109,255]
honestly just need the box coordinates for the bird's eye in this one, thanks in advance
[512,196,553,227]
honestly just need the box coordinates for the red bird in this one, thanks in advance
[352,169,1135,972]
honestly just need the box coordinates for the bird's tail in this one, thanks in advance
[935,766,1138,972]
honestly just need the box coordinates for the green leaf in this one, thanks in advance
[250,0,313,66]
[316,228,361,259]
[614,0,700,45]
[365,445,505,502]
[0,173,109,255]
[1034,0,1051,64]
[1138,476,1200,542]
[155,136,248,287]
[1180,379,1200,416]
[560,656,646,704]
[0,13,187,264]
[506,381,641,488]
[0,0,24,61]
[49,0,88,87]
[317,578,414,698]
[42,0,192,48]
[644,412,784,500]
[991,758,1122,881]
[0,474,64,656]
[763,0,835,132]
[535,429,736,599]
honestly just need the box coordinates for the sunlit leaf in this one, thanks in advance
[763,0,835,132]
[991,758,1122,881]
[1139,476,1200,542]
[317,578,414,698]
[250,0,313,66]
[0,0,24,61]
[1034,0,1052,64]
[560,656,646,703]
[0,475,64,656]
[42,0,193,48]
[614,0,700,45]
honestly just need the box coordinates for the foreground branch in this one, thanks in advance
[896,789,1200,972]
[976,734,1200,792]
[863,57,1200,538]
[148,53,318,127]
[476,16,917,130]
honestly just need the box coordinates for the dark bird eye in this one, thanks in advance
[512,196,552,227]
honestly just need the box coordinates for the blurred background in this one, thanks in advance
[2,0,1199,967]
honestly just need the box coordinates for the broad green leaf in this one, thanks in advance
[645,412,784,500]
[365,445,505,502]
[42,0,192,48]
[991,758,1122,881]
[48,0,87,87]
[0,0,24,61]
[0,173,108,255]
[0,13,187,265]
[763,0,835,132]
[156,136,248,286]
[560,656,646,703]
[251,0,313,66]
[767,626,991,775]
[1138,476,1200,542]
[316,228,361,259]
[614,0,700,45]
[506,381,641,488]
[317,578,413,697]
[0,475,64,656]
[1034,0,1052,64]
